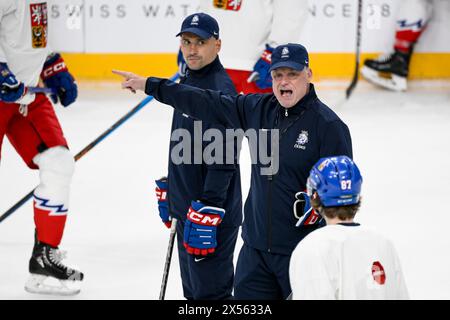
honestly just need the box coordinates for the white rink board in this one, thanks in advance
[47,0,450,53]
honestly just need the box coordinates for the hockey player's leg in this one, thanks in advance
[26,146,83,295]
[362,0,433,91]
[33,146,74,247]
[394,0,433,53]
[7,95,83,295]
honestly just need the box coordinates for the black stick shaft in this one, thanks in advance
[346,0,363,99]
[159,218,178,300]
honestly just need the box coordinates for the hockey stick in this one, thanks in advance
[159,217,178,300]
[0,72,180,224]
[345,0,363,99]
[27,86,56,95]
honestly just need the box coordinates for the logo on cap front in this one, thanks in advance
[191,15,199,25]
[281,47,290,59]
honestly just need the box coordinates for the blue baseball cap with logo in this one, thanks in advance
[269,43,309,72]
[176,13,220,40]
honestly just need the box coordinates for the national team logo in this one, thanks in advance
[213,0,242,11]
[281,47,290,58]
[371,261,386,285]
[191,15,200,25]
[294,131,308,150]
[30,3,48,48]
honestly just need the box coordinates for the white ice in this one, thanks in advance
[1,80,449,300]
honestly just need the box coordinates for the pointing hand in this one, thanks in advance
[112,70,147,93]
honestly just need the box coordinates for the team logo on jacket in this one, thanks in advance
[30,3,48,48]
[213,0,242,11]
[371,261,386,285]
[294,131,308,150]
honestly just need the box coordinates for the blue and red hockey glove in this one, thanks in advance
[0,63,26,103]
[184,200,225,256]
[155,177,172,228]
[177,49,188,78]
[40,53,77,107]
[247,44,274,90]
[293,192,323,227]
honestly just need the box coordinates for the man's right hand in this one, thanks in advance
[155,177,171,228]
[0,63,25,103]
[112,70,147,93]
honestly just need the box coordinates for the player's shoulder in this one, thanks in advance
[336,224,396,249]
[306,224,368,244]
[296,225,341,250]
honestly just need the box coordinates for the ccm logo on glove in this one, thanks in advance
[187,207,222,226]
[42,61,68,78]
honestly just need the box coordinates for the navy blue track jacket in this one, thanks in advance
[167,57,242,227]
[147,78,352,255]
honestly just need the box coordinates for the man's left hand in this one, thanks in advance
[183,200,225,256]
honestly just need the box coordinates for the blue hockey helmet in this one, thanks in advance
[306,156,362,207]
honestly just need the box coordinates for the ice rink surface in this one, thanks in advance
[1,79,449,300]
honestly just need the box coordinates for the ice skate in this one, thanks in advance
[361,49,411,92]
[25,240,83,296]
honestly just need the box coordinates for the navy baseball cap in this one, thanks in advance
[269,43,309,72]
[176,13,219,40]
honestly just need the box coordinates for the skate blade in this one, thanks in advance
[25,274,81,296]
[361,66,407,91]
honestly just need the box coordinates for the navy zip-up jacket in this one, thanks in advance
[147,78,352,255]
[167,57,242,227]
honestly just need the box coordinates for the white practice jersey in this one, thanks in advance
[289,224,409,300]
[0,0,50,104]
[199,0,307,71]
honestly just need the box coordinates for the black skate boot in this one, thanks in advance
[361,49,412,91]
[25,237,83,295]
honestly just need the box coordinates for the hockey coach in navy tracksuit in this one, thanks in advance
[152,13,242,300]
[114,43,353,299]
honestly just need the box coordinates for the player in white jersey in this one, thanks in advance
[361,0,433,91]
[190,0,308,93]
[289,156,409,300]
[0,0,83,295]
